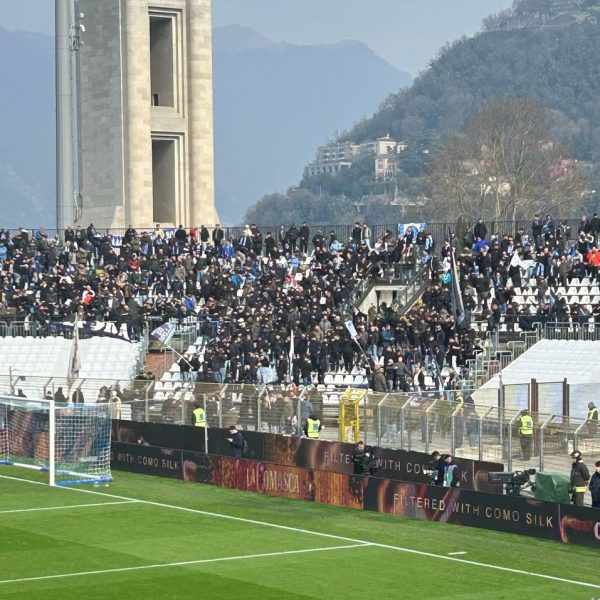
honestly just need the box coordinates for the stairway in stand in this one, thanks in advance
[144,352,169,381]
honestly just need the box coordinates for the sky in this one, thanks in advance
[3,0,514,75]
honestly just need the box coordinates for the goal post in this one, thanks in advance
[0,395,113,486]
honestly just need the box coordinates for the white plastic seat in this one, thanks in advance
[324,374,334,385]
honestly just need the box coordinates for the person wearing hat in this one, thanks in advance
[587,402,598,436]
[372,363,387,393]
[569,450,590,507]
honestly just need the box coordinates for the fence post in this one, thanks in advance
[400,398,410,450]
[424,400,437,455]
[145,385,149,422]
[507,411,522,472]
[257,391,262,433]
[539,415,553,472]
[450,409,456,456]
[479,407,491,462]
[203,394,208,454]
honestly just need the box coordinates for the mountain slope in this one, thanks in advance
[0,25,411,228]
[212,26,411,224]
[349,6,600,163]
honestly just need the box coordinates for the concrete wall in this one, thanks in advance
[77,0,216,229]
[77,0,124,228]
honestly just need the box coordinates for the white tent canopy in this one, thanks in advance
[481,340,600,387]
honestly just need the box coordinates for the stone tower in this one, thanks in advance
[76,0,216,229]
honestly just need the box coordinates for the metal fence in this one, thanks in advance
[16,218,585,248]
[4,373,598,489]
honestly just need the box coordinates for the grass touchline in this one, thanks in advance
[2,473,599,592]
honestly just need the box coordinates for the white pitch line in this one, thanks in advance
[0,544,369,586]
[448,552,467,556]
[2,473,600,591]
[0,500,138,515]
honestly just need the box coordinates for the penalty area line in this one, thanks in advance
[2,473,600,591]
[0,500,139,515]
[0,544,369,585]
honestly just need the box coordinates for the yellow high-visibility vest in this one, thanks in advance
[192,407,206,428]
[519,415,533,435]
[306,418,321,438]
[588,407,598,421]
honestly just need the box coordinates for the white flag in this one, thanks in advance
[345,320,358,339]
[151,322,177,345]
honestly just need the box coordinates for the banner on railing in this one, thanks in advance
[110,441,600,549]
[397,223,427,237]
[112,420,503,493]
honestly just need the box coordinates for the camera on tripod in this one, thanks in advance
[488,468,537,496]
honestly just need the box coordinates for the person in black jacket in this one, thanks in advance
[351,441,377,476]
[589,461,600,509]
[227,426,246,459]
[570,450,590,507]
[427,451,443,486]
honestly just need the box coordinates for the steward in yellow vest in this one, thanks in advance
[303,414,323,439]
[518,410,533,461]
[192,406,206,428]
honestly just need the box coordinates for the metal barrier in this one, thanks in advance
[22,218,585,248]
[2,372,597,496]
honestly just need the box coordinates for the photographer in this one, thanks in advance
[351,440,378,476]
[227,425,247,459]
[426,450,443,486]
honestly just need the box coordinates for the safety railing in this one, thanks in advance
[19,218,585,248]
[3,372,597,488]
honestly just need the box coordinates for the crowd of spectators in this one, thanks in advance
[0,213,596,391]
[453,214,600,335]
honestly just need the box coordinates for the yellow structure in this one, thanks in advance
[339,388,367,443]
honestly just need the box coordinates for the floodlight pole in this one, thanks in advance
[56,0,74,231]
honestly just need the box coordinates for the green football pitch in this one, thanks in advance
[1,467,599,599]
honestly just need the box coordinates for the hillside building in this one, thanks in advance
[305,135,406,180]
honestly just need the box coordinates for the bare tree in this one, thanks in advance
[428,98,588,223]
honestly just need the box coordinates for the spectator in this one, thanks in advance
[227,425,246,458]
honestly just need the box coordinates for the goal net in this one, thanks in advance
[0,396,113,486]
